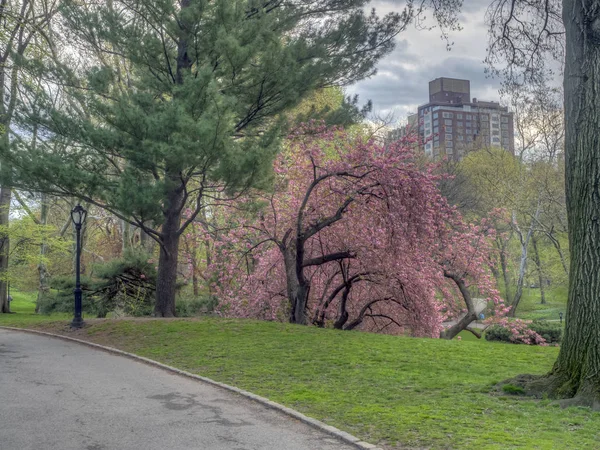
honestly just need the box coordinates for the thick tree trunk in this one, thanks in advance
[440,271,478,340]
[283,245,309,324]
[545,0,600,406]
[154,186,183,317]
[531,235,546,304]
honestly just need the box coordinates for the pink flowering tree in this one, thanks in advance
[208,125,507,338]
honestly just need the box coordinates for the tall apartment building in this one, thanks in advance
[388,78,515,160]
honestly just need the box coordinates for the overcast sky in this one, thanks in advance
[346,0,502,124]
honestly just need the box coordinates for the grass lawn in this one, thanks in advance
[2,294,598,449]
[516,286,568,322]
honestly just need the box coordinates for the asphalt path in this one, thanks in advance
[0,329,356,450]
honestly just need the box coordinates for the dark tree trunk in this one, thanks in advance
[0,186,10,313]
[154,186,183,317]
[537,0,600,407]
[531,234,546,304]
[440,271,478,340]
[284,245,309,324]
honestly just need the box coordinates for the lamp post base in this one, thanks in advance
[70,317,85,329]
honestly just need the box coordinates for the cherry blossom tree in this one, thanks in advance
[208,125,506,338]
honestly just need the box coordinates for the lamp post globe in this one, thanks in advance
[70,204,87,329]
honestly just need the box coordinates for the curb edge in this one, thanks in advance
[0,325,383,450]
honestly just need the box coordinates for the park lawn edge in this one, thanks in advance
[1,316,598,449]
[0,324,381,450]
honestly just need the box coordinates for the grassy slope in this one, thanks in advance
[2,293,598,449]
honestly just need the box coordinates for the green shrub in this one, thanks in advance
[484,324,513,343]
[38,249,157,318]
[176,295,219,317]
[38,275,95,315]
[529,320,562,344]
[91,249,156,317]
[502,384,525,395]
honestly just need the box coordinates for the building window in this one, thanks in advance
[492,130,500,136]
[442,112,453,119]
[466,114,472,120]
[445,133,453,140]
[433,112,439,119]
[501,123,508,130]
[457,114,463,119]
[501,116,509,123]
[457,135,464,141]
[481,115,489,121]
[444,119,452,125]
[433,119,439,126]
[457,121,463,127]
[446,127,453,133]
[446,141,453,147]
[434,126,439,134]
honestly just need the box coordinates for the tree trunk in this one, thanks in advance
[154,186,183,317]
[545,0,600,406]
[36,193,50,312]
[283,244,309,324]
[121,219,132,252]
[0,186,10,313]
[531,234,546,304]
[440,271,478,340]
[509,206,540,316]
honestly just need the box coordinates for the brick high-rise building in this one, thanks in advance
[410,77,514,160]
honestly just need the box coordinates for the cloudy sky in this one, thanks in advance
[346,0,502,124]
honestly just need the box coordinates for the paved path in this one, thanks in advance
[0,330,356,450]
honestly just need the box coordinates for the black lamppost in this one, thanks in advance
[71,204,87,329]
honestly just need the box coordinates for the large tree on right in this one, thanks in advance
[553,0,600,406]
[488,0,600,405]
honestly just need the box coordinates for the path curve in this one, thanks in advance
[0,329,366,450]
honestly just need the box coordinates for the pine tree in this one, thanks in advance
[5,0,432,316]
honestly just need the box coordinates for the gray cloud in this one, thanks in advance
[347,0,501,120]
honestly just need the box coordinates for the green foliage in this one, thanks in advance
[175,294,218,317]
[4,214,71,291]
[37,250,156,317]
[529,319,562,344]
[502,384,526,395]
[37,275,95,315]
[485,324,514,343]
[90,249,157,317]
[7,0,405,221]
[485,320,561,345]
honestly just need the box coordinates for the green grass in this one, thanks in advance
[1,290,70,325]
[2,314,598,449]
[2,292,597,448]
[516,286,567,321]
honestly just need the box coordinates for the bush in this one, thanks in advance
[529,320,562,344]
[484,324,513,343]
[484,319,547,345]
[176,295,219,317]
[38,249,157,317]
[91,249,156,317]
[38,275,95,315]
